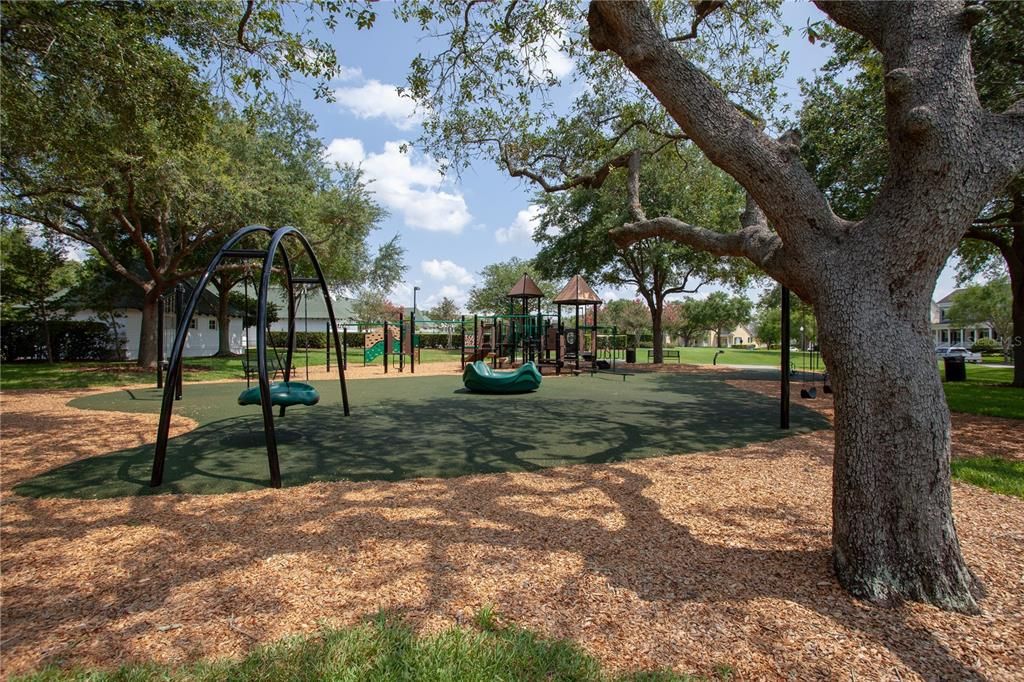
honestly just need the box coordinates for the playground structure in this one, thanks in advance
[458,273,616,375]
[151,224,349,489]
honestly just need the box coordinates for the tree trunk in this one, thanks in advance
[650,305,664,363]
[138,290,161,369]
[1011,262,1024,387]
[817,283,980,613]
[216,283,233,356]
[41,304,54,363]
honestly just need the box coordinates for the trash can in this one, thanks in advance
[943,356,966,382]
[625,347,637,364]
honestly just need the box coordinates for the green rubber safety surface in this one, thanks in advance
[14,369,829,499]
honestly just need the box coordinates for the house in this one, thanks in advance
[62,286,245,361]
[930,290,996,347]
[663,324,761,348]
[261,287,359,334]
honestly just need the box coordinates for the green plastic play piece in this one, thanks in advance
[237,381,321,407]
[462,361,542,394]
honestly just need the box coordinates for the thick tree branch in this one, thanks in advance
[587,1,842,246]
[667,0,724,43]
[812,1,886,49]
[626,149,645,221]
[236,0,255,51]
[964,226,1010,249]
[610,217,787,284]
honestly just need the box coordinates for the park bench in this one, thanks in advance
[241,352,289,380]
[646,349,681,363]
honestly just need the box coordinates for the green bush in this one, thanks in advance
[970,337,1001,354]
[0,320,116,361]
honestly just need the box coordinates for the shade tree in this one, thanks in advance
[533,142,754,363]
[402,0,1024,611]
[466,258,556,315]
[796,3,1024,385]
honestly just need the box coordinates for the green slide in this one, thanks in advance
[462,361,542,394]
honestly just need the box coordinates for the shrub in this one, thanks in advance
[0,320,116,361]
[970,337,1001,354]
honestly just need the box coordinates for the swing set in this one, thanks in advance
[150,225,350,489]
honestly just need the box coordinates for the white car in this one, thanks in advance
[935,346,983,363]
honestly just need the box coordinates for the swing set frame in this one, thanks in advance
[150,225,349,489]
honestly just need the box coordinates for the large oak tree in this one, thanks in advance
[404,0,1024,611]
[797,3,1024,385]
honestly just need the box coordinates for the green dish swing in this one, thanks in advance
[236,270,321,408]
[237,380,320,407]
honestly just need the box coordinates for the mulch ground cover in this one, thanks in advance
[1,365,1021,680]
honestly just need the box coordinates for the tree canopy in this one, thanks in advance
[466,258,557,315]
[947,277,1014,357]
[0,1,396,366]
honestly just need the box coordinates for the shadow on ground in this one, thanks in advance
[15,370,829,498]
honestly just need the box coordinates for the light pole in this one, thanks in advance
[413,286,421,317]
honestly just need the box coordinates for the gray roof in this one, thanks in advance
[260,286,357,322]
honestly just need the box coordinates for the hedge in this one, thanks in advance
[0,320,118,361]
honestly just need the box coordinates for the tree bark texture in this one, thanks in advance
[216,280,233,357]
[138,290,161,369]
[816,271,979,612]
[591,0,1024,611]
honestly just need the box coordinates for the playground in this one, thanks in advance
[1,366,1022,679]
[14,367,828,498]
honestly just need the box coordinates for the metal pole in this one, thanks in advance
[327,321,331,371]
[410,309,416,374]
[461,314,466,369]
[575,304,580,371]
[556,304,562,375]
[398,314,403,372]
[383,320,389,374]
[174,285,184,401]
[156,294,164,388]
[781,286,791,430]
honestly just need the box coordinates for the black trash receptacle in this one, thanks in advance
[943,356,966,382]
[625,347,637,364]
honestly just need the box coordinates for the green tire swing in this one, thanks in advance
[237,381,320,407]
[236,267,320,408]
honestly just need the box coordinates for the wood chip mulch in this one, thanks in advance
[1,369,1022,681]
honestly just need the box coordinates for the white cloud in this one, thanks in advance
[334,80,422,130]
[422,259,474,285]
[521,29,575,83]
[323,137,365,166]
[495,204,542,244]
[335,64,363,82]
[361,142,472,233]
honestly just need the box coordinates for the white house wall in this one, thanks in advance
[73,310,245,360]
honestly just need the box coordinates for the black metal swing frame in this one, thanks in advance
[150,225,350,489]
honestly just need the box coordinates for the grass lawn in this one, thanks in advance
[12,609,717,682]
[940,364,1023,420]
[15,368,828,499]
[0,348,464,390]
[951,457,1024,499]
[624,346,826,370]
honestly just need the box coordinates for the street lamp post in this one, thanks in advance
[413,286,421,317]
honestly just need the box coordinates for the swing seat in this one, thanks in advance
[237,381,320,407]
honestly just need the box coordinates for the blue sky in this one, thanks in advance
[293,2,960,311]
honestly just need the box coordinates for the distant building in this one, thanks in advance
[930,290,996,347]
[666,324,762,348]
[61,287,244,361]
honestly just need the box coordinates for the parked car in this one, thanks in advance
[935,345,983,363]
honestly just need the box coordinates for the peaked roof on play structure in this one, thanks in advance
[507,273,544,299]
[553,274,602,305]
